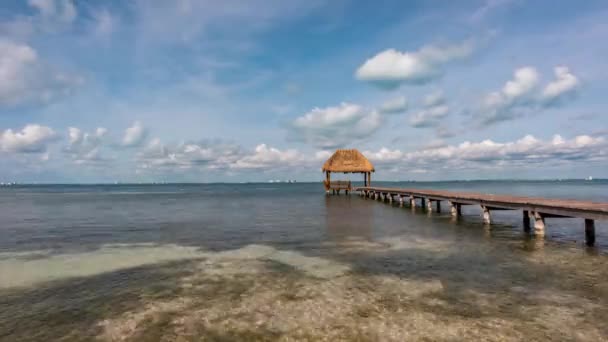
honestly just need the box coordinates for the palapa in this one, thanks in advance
[322,149,374,193]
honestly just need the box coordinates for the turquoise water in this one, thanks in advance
[0,181,607,340]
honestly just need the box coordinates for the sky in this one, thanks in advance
[0,0,607,183]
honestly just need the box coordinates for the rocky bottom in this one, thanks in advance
[92,244,606,342]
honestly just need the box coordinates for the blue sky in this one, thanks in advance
[0,0,606,182]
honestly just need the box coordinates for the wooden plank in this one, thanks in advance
[354,186,608,221]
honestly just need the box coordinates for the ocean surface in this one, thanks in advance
[0,181,607,341]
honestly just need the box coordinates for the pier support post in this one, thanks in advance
[482,205,491,224]
[410,196,416,209]
[421,198,426,209]
[532,212,545,236]
[374,192,379,200]
[388,194,393,203]
[426,198,433,212]
[523,210,531,232]
[585,219,596,246]
[398,195,404,207]
[449,201,461,217]
[435,201,441,213]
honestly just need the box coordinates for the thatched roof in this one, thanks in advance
[322,149,375,173]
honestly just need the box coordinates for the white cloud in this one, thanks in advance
[379,96,408,114]
[138,139,243,170]
[121,122,147,147]
[541,66,579,104]
[365,134,606,172]
[137,139,310,173]
[134,0,323,46]
[476,66,579,125]
[502,66,539,99]
[409,91,449,128]
[470,0,516,22]
[355,39,474,88]
[231,144,302,169]
[290,102,383,148]
[64,127,108,163]
[0,124,58,153]
[422,91,446,107]
[0,40,82,107]
[28,0,77,25]
[92,9,116,37]
[363,147,403,162]
[410,105,449,128]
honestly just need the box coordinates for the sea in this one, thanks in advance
[0,180,607,341]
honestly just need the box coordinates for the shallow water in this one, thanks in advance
[0,181,607,341]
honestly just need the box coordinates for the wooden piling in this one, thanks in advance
[449,201,458,217]
[482,205,491,224]
[356,185,608,245]
[523,210,531,232]
[532,211,545,236]
[585,219,595,246]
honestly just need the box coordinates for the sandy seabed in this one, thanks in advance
[1,239,607,341]
[90,243,606,342]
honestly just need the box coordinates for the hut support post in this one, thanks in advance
[585,219,595,246]
[449,201,460,217]
[482,205,491,224]
[532,211,545,236]
[523,210,531,232]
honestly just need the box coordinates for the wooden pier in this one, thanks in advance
[355,186,608,246]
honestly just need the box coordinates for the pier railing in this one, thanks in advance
[355,186,608,246]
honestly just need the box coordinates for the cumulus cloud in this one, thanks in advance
[92,9,116,37]
[138,139,244,170]
[28,0,77,26]
[0,40,82,107]
[476,66,579,125]
[541,66,579,104]
[121,121,147,147]
[137,139,311,173]
[379,96,408,114]
[355,39,474,88]
[290,102,383,148]
[363,147,404,162]
[409,91,449,128]
[63,127,107,163]
[365,134,606,172]
[231,144,303,169]
[0,124,58,153]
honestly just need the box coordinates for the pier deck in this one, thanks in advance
[354,186,608,246]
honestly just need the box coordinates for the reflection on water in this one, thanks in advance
[0,182,607,341]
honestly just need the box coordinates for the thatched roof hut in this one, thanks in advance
[322,149,374,192]
[322,149,374,173]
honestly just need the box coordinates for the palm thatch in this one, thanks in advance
[322,149,375,173]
